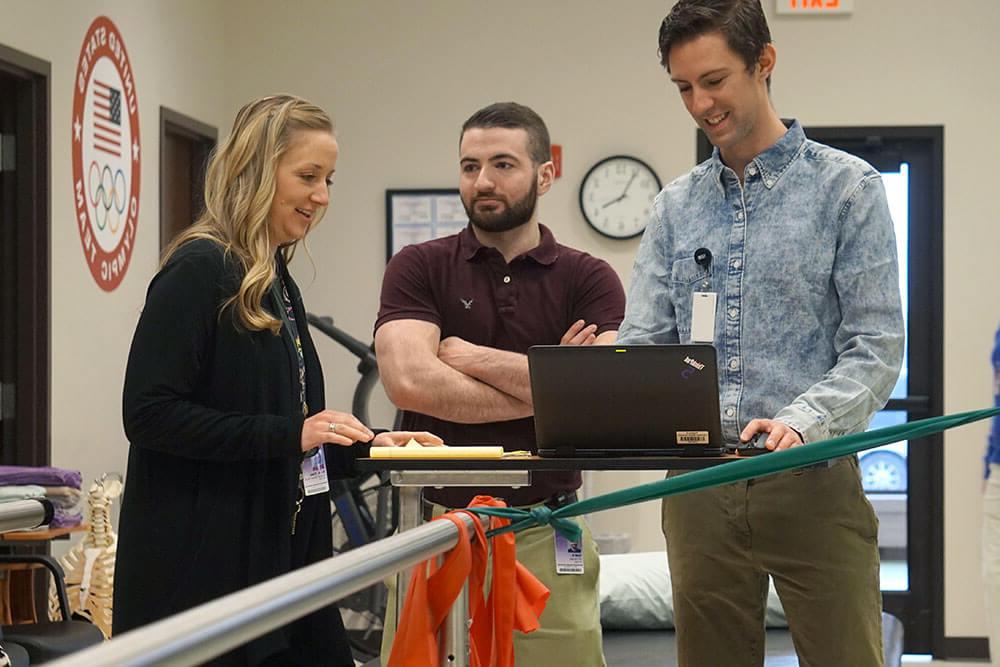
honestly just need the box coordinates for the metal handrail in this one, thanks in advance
[47,512,482,667]
[0,498,53,533]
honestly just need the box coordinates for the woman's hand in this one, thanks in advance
[371,431,444,448]
[302,410,374,452]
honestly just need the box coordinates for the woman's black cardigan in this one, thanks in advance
[114,239,361,665]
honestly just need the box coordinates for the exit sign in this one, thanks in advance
[776,0,853,14]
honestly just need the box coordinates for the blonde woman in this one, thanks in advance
[115,95,440,666]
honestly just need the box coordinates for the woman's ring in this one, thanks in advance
[329,422,338,433]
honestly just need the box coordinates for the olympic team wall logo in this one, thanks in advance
[71,16,141,292]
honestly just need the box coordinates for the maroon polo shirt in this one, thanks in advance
[375,224,625,508]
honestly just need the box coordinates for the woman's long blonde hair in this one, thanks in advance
[161,94,334,333]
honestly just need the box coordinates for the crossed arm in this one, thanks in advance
[375,319,616,424]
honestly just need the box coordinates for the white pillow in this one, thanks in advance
[598,551,788,630]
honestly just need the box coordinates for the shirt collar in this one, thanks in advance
[711,118,806,191]
[459,223,559,265]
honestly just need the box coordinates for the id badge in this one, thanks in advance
[301,447,330,496]
[554,533,585,575]
[690,292,717,343]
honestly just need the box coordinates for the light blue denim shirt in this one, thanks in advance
[618,120,904,445]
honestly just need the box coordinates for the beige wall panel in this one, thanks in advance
[224,0,1000,637]
[0,0,229,528]
[3,0,998,639]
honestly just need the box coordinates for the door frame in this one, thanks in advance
[159,106,217,252]
[0,43,50,467]
[697,125,947,655]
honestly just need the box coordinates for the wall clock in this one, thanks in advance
[579,155,662,239]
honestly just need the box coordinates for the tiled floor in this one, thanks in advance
[363,639,989,666]
[601,630,990,666]
[366,560,982,667]
[364,657,987,666]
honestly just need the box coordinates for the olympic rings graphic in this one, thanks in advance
[88,161,128,234]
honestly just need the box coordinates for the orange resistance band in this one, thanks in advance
[388,495,550,667]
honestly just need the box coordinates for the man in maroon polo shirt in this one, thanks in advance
[375,102,624,666]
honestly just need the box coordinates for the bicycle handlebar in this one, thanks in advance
[306,313,378,373]
[306,312,386,426]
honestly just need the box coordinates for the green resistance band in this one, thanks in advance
[466,407,1000,543]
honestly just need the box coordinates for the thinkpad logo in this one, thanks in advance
[681,356,705,380]
[683,356,705,371]
[460,298,474,310]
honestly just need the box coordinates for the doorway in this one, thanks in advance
[159,107,216,252]
[0,44,50,467]
[698,126,945,655]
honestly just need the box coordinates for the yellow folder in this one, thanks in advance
[369,444,504,459]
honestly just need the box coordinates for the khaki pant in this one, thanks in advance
[382,501,605,667]
[983,464,1000,665]
[662,455,883,667]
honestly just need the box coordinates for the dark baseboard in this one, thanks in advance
[943,636,989,660]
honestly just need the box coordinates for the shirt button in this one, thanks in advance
[747,165,757,176]
[764,179,774,187]
[729,357,740,370]
[503,276,511,284]
[728,307,739,319]
[725,407,735,417]
[736,211,744,221]
[731,259,742,270]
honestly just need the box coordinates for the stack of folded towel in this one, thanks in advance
[0,466,83,529]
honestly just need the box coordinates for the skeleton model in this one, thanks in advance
[48,472,122,638]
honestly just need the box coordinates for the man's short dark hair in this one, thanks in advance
[461,102,551,165]
[657,0,772,74]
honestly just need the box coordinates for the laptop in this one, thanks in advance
[528,344,725,457]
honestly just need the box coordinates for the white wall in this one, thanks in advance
[769,1,1000,638]
[2,0,998,641]
[0,0,230,521]
[223,0,1000,639]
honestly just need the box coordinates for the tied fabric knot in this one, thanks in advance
[529,504,552,527]
[463,503,583,543]
[529,505,582,543]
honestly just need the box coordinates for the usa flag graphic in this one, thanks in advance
[92,80,122,158]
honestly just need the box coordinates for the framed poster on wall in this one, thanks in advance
[385,189,468,261]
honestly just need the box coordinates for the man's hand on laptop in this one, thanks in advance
[739,419,804,451]
[561,319,599,345]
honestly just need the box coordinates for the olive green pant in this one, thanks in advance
[381,502,606,666]
[662,455,883,667]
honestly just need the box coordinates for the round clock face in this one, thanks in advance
[579,155,662,239]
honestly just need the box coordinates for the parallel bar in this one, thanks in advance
[396,485,424,627]
[47,512,483,667]
[0,498,51,533]
[442,579,470,665]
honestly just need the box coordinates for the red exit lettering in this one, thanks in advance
[790,0,840,7]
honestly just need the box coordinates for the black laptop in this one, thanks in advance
[528,344,725,457]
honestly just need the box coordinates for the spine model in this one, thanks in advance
[48,473,122,638]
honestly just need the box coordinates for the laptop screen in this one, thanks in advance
[527,344,724,457]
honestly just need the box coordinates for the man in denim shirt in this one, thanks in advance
[617,1,904,665]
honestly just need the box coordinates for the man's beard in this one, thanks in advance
[463,179,538,233]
